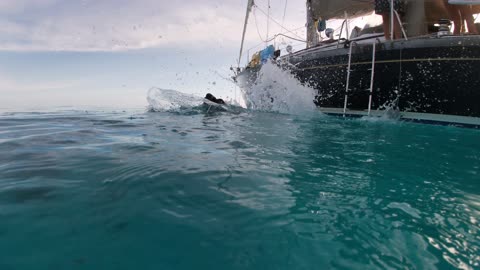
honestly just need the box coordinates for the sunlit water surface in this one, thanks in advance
[0,109,479,270]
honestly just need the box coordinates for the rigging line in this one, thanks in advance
[247,34,304,55]
[253,8,268,43]
[282,0,288,26]
[271,33,306,43]
[257,6,303,40]
[254,2,305,40]
[260,33,304,45]
[210,69,235,83]
[245,26,306,53]
[263,34,306,49]
[266,0,271,45]
[289,25,305,32]
[254,5,304,40]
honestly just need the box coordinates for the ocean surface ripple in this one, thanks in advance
[0,110,479,270]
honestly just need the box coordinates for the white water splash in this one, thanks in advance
[241,62,317,115]
[360,95,401,123]
[147,88,245,114]
[147,88,203,112]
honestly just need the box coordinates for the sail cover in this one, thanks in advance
[448,0,480,4]
[311,0,480,20]
[310,0,373,20]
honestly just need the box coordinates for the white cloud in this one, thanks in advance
[0,0,307,52]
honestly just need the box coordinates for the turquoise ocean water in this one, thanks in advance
[0,109,479,269]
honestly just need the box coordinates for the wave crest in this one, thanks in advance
[147,88,203,112]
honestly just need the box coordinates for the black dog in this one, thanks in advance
[205,93,225,105]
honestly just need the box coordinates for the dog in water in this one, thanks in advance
[205,93,225,105]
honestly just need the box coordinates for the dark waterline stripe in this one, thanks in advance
[323,112,480,129]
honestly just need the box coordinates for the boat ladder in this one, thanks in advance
[343,42,377,117]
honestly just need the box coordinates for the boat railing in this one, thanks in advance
[394,10,409,41]
[337,19,348,49]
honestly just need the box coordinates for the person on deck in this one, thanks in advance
[444,1,478,34]
[375,0,405,40]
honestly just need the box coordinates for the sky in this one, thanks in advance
[0,0,309,110]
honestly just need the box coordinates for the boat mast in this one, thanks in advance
[306,0,318,48]
[238,0,255,67]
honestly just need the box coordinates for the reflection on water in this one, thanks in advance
[0,110,479,269]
